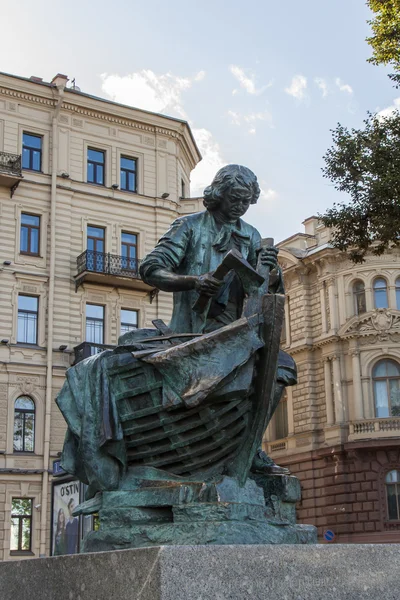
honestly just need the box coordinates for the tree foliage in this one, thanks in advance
[367,0,400,85]
[320,112,400,262]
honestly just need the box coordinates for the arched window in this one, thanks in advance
[373,278,388,309]
[13,397,35,452]
[396,277,400,310]
[275,391,288,440]
[353,280,366,315]
[373,360,400,418]
[385,470,400,520]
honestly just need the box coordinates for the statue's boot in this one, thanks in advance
[251,448,290,475]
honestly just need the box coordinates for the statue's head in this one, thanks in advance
[203,164,260,221]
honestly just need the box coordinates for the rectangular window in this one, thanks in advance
[87,225,105,272]
[275,397,288,440]
[87,148,105,185]
[10,498,33,553]
[86,304,104,345]
[22,133,42,171]
[120,156,137,192]
[20,213,40,256]
[17,295,38,344]
[121,232,138,271]
[181,178,186,199]
[120,309,138,335]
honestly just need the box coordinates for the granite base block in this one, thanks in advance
[2,544,400,600]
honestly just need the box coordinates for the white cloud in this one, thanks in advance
[190,128,225,197]
[285,75,307,100]
[378,97,400,119]
[335,78,353,95]
[227,109,273,133]
[229,65,272,96]
[100,69,206,119]
[314,77,328,98]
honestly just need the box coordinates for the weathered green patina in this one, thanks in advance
[56,164,317,550]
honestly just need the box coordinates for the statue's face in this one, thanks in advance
[218,187,253,222]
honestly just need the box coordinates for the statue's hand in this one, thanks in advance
[259,246,279,271]
[194,272,224,297]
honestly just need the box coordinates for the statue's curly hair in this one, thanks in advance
[203,164,260,211]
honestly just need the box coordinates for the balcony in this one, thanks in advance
[0,151,23,189]
[74,250,155,293]
[73,341,115,365]
[349,418,400,441]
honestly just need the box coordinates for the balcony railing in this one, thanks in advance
[349,417,400,440]
[74,250,154,293]
[0,152,22,189]
[73,341,115,365]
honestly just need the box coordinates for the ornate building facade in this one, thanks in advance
[0,71,201,559]
[264,216,400,543]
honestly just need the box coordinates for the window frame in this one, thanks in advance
[373,359,400,418]
[353,280,366,315]
[181,178,186,199]
[373,277,389,309]
[385,470,400,521]
[10,498,33,554]
[13,396,35,453]
[85,303,105,345]
[121,231,138,271]
[22,132,42,172]
[120,156,137,193]
[120,308,139,336]
[20,213,40,257]
[87,148,105,186]
[17,294,39,345]
[275,392,289,440]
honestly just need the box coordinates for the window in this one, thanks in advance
[386,470,400,520]
[20,213,40,256]
[353,280,366,315]
[13,397,35,452]
[22,133,42,171]
[121,232,138,272]
[11,498,33,553]
[181,178,186,199]
[374,278,388,309]
[373,359,400,418]
[275,393,288,439]
[86,304,104,345]
[17,295,38,344]
[396,277,400,310]
[87,226,105,272]
[121,309,138,335]
[87,149,105,185]
[120,156,137,192]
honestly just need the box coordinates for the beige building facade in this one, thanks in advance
[0,71,201,559]
[264,217,400,543]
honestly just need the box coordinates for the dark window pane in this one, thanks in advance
[10,518,20,551]
[18,296,38,312]
[21,214,40,226]
[24,414,35,452]
[86,304,104,319]
[32,151,41,171]
[97,165,104,185]
[387,484,399,520]
[390,379,400,416]
[120,171,126,189]
[128,172,135,191]
[121,157,135,170]
[88,149,104,163]
[15,397,34,410]
[87,226,105,239]
[122,233,137,245]
[23,134,41,149]
[31,228,39,253]
[87,162,94,182]
[21,226,29,252]
[22,148,30,169]
[374,380,390,417]
[13,414,23,451]
[21,518,31,550]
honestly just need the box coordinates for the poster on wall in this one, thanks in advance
[52,479,80,556]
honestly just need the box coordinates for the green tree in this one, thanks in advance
[367,0,400,86]
[320,113,400,262]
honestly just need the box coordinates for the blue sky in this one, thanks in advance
[3,0,398,241]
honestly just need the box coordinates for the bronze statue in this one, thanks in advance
[56,164,316,551]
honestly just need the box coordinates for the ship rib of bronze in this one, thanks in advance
[56,165,317,551]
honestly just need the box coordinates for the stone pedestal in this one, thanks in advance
[82,474,316,552]
[2,545,400,600]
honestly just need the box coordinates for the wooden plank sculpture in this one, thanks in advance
[56,165,316,551]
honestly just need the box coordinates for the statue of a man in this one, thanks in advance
[140,164,295,474]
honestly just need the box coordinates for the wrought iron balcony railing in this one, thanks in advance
[73,341,115,365]
[77,250,141,278]
[0,151,22,176]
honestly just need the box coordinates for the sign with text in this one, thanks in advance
[52,479,80,556]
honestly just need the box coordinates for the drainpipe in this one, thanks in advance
[39,80,65,557]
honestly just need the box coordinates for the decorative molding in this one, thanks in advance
[339,309,400,342]
[0,86,55,107]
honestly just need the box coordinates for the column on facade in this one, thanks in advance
[323,357,335,426]
[350,349,364,421]
[319,282,328,334]
[327,277,339,333]
[331,354,345,423]
[286,386,295,436]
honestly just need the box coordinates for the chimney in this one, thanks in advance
[29,76,43,83]
[51,73,69,88]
